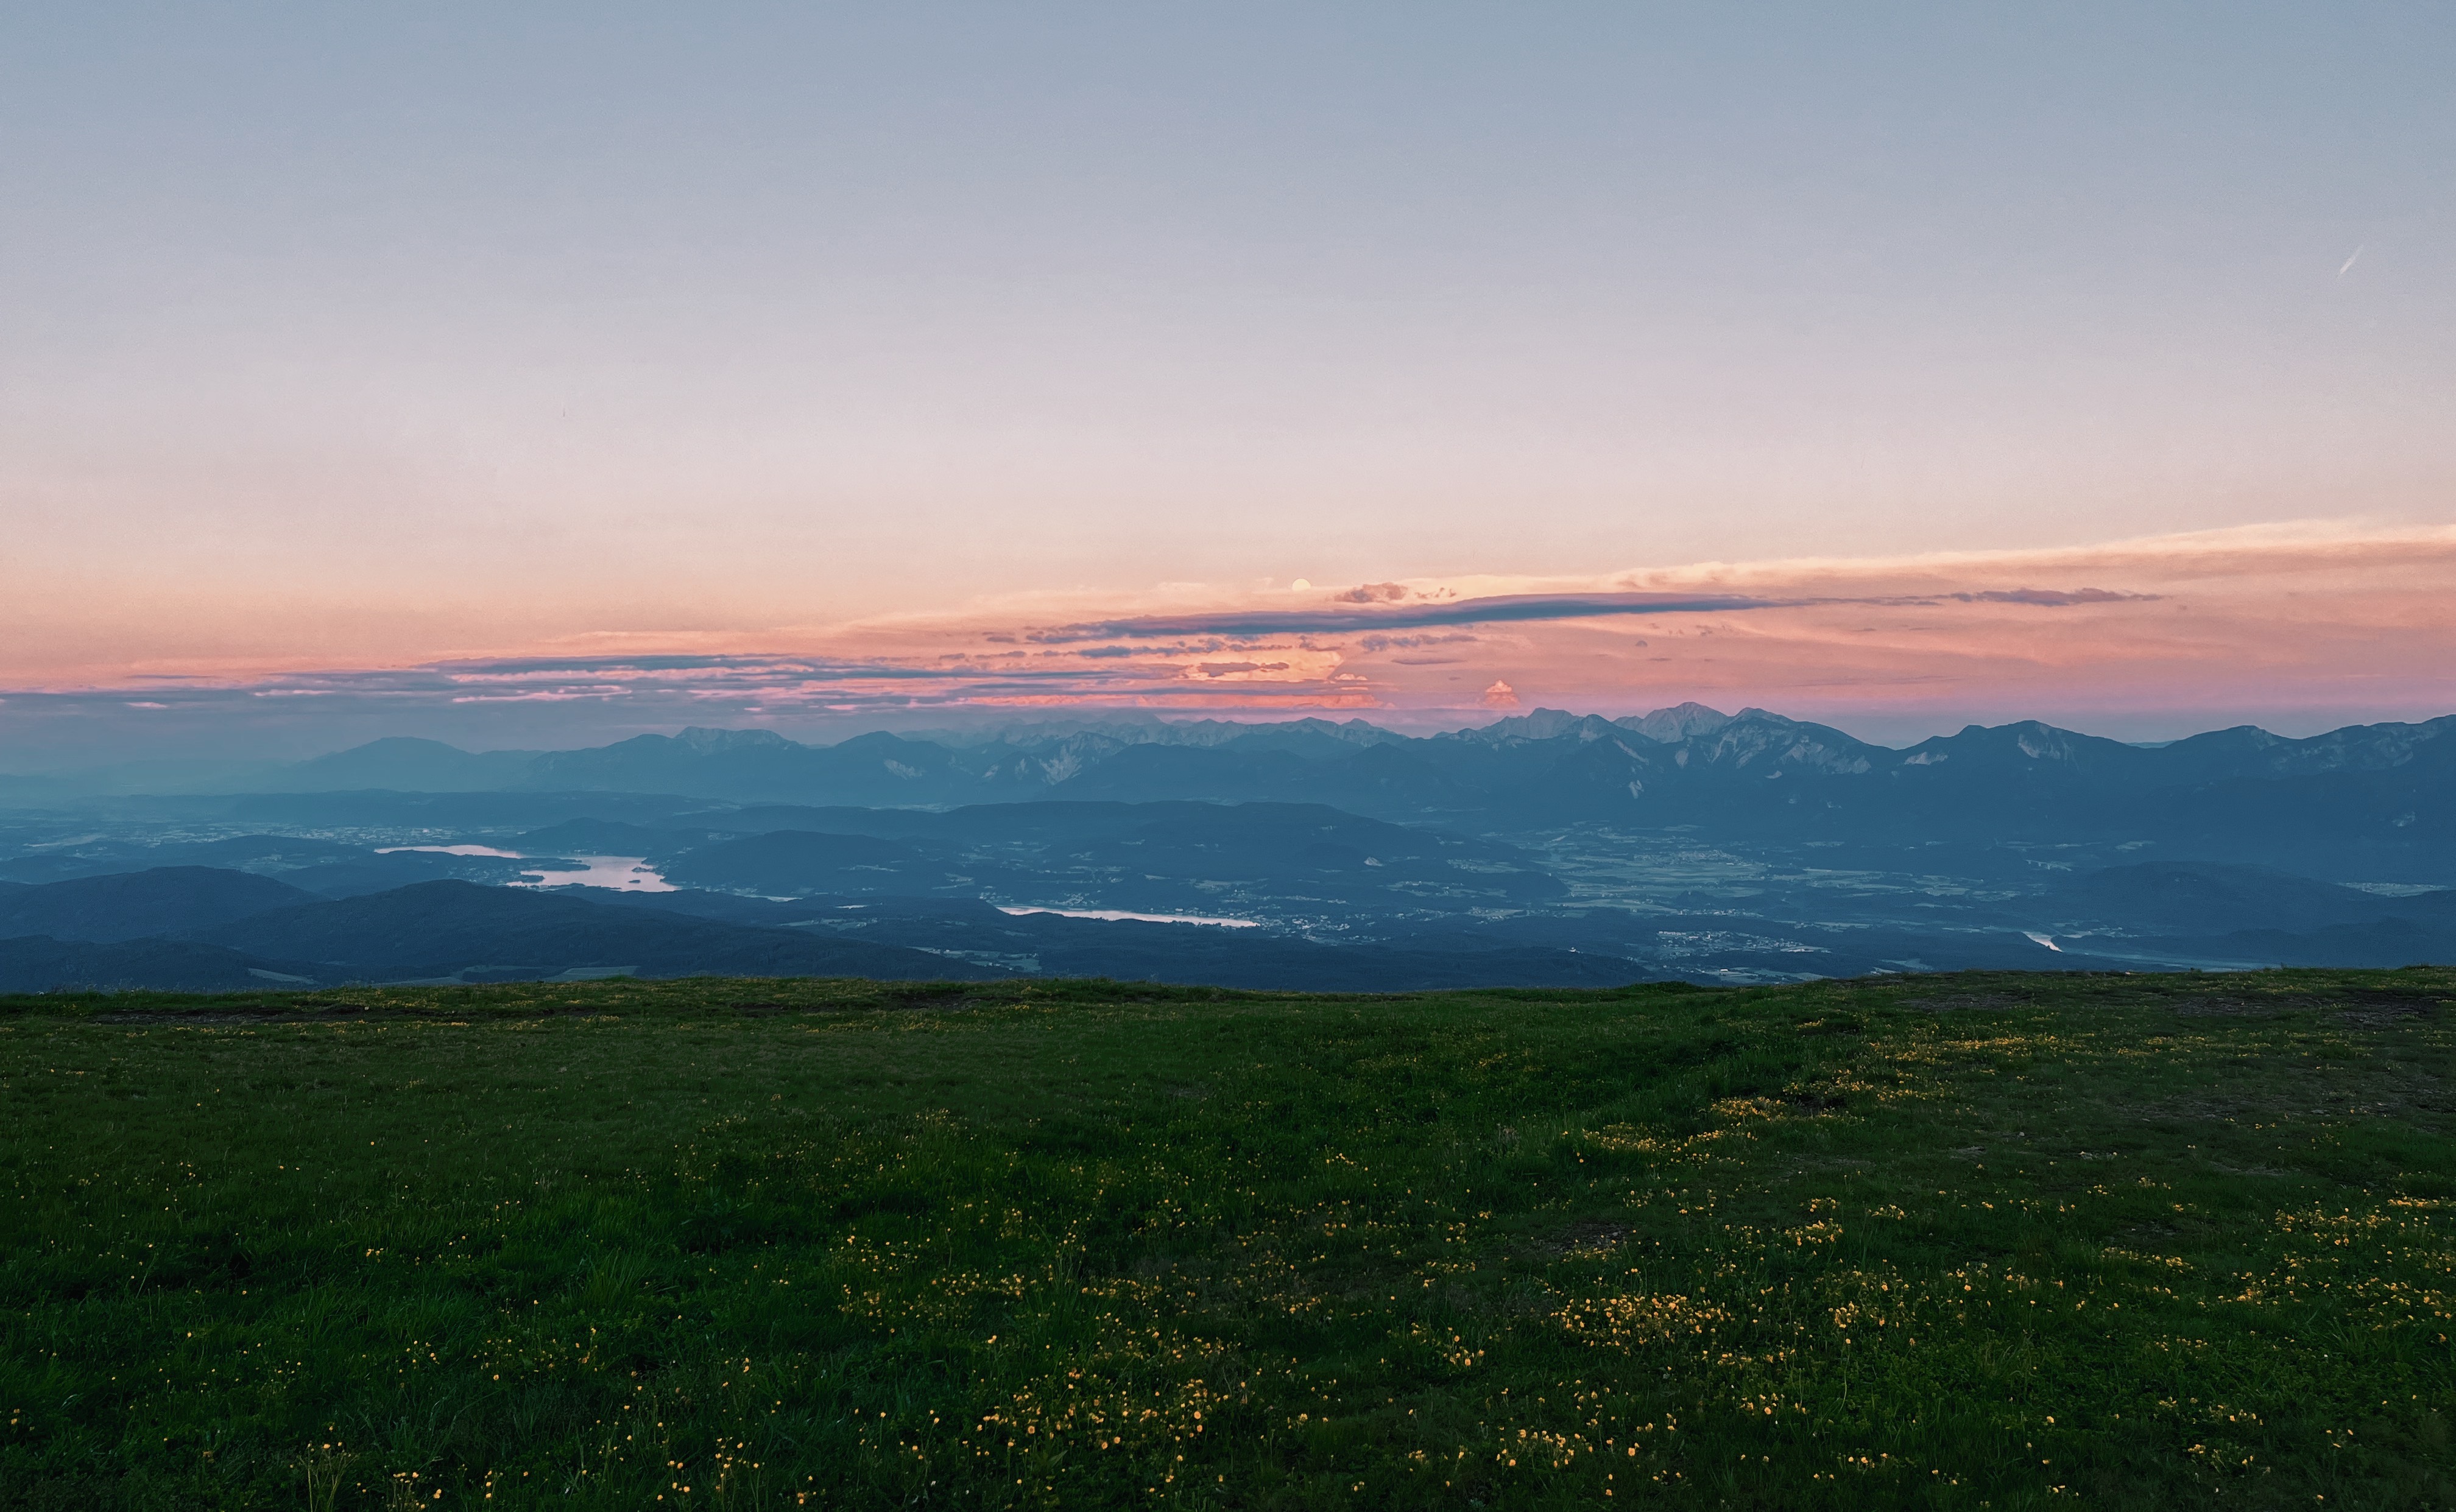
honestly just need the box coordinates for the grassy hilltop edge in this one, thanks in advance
[0,969,2449,1508]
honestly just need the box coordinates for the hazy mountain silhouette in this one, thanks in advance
[662,831,955,897]
[175,708,2448,885]
[278,849,580,900]
[661,801,1564,910]
[587,891,1641,990]
[0,867,320,941]
[0,936,325,994]
[282,737,542,792]
[182,879,990,983]
[5,705,2452,989]
[0,834,364,885]
[509,819,707,857]
[2038,862,2438,935]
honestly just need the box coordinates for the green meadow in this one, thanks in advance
[0,969,2448,1509]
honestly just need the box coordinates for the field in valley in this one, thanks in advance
[0,969,2449,1508]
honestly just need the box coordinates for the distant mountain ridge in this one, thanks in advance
[240,703,2456,803]
[0,867,319,941]
[15,704,2455,885]
[286,737,542,792]
[180,879,987,983]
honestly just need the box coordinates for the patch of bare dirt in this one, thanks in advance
[2336,991,2441,1029]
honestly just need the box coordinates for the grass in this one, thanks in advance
[0,968,2449,1509]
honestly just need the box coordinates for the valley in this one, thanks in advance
[1,705,2449,993]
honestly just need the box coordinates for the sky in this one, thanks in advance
[3,4,2452,764]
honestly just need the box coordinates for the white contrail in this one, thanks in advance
[2338,244,2365,277]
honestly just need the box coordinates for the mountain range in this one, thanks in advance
[2,703,2451,993]
[17,703,2434,885]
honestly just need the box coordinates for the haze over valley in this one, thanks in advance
[7,701,2451,994]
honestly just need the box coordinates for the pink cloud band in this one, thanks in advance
[4,524,2449,744]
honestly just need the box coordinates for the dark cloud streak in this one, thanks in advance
[1031,587,2154,642]
[1034,592,1788,641]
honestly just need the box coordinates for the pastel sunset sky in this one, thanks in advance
[4,5,2451,762]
